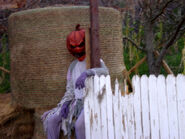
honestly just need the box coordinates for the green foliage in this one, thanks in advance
[0,34,10,93]
[164,37,184,75]
[123,17,184,77]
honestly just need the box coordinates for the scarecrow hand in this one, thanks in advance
[61,101,71,119]
[75,70,95,89]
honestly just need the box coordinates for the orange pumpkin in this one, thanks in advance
[66,24,86,61]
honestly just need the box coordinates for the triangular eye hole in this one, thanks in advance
[79,39,85,47]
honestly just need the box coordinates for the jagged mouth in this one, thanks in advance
[73,51,85,58]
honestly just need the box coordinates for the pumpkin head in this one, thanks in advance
[67,24,85,61]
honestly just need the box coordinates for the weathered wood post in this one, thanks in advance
[90,0,101,68]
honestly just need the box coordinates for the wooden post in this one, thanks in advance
[90,0,101,68]
[85,28,91,69]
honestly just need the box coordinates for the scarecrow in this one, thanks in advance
[41,24,109,139]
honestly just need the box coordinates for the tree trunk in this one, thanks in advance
[144,21,159,75]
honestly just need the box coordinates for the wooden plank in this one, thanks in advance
[113,79,122,139]
[133,75,142,139]
[166,75,179,139]
[92,75,101,139]
[106,75,114,139]
[148,75,159,139]
[127,93,135,139]
[176,74,185,139]
[141,75,150,139]
[84,77,94,139]
[90,0,101,68]
[99,75,108,139]
[85,28,91,69]
[157,75,169,139]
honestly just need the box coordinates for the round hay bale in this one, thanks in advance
[9,6,125,108]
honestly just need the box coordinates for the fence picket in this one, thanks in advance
[157,75,169,139]
[176,74,185,139]
[113,79,122,139]
[149,75,159,139]
[99,75,108,139]
[84,77,92,139]
[167,75,179,139]
[119,89,124,139]
[127,93,135,139]
[92,75,101,139]
[84,77,94,139]
[141,75,150,139]
[133,75,142,139]
[106,75,114,139]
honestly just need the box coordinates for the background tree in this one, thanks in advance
[123,0,185,75]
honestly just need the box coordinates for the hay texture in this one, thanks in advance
[9,6,125,108]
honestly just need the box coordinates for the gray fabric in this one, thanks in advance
[73,99,84,119]
[86,59,109,76]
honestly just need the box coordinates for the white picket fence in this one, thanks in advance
[84,74,185,139]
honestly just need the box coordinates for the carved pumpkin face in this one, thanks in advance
[67,24,85,61]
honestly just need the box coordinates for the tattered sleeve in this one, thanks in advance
[57,64,75,107]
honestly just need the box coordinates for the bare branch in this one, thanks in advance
[128,56,147,75]
[151,0,174,23]
[123,36,146,52]
[156,14,185,65]
[0,67,10,74]
[154,50,174,74]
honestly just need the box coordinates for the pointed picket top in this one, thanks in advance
[140,75,150,139]
[113,78,122,139]
[132,75,142,139]
[176,74,185,139]
[166,74,179,139]
[99,75,107,139]
[148,75,160,139]
[106,75,114,139]
[92,75,101,139]
[176,74,185,101]
[157,75,170,139]
[84,76,94,139]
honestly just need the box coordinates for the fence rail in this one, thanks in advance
[84,74,185,139]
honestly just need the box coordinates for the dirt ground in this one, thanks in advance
[0,93,35,139]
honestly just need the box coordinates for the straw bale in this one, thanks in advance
[8,6,125,108]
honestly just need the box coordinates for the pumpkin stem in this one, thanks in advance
[76,24,81,30]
